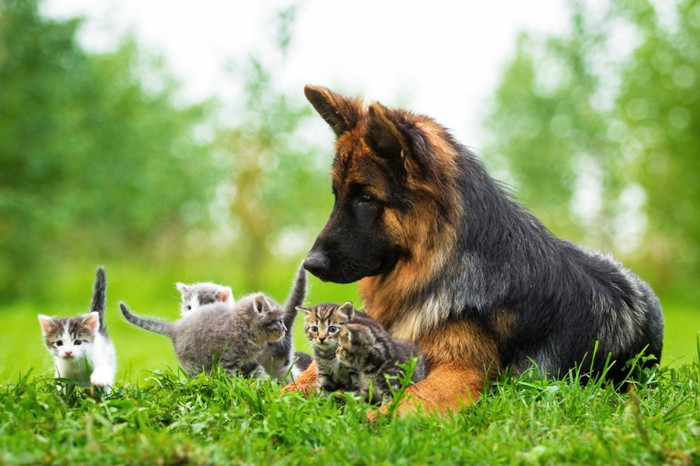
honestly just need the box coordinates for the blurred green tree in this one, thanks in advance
[614,0,700,291]
[483,0,700,295]
[0,0,218,301]
[214,5,330,290]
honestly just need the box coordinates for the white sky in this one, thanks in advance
[43,0,571,148]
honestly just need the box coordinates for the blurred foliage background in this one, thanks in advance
[0,0,697,383]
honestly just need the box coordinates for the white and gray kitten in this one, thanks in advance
[176,282,234,317]
[38,267,116,394]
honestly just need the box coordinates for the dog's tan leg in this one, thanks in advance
[281,361,317,395]
[403,363,484,413]
[369,363,485,419]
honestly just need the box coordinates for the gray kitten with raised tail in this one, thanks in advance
[38,267,117,394]
[257,264,312,381]
[120,264,309,379]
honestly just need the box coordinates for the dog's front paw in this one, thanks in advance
[280,380,314,396]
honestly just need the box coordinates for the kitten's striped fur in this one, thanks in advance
[298,302,379,393]
[336,320,426,405]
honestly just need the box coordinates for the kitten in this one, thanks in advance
[335,320,427,405]
[176,282,234,316]
[120,293,285,378]
[298,301,378,393]
[38,267,116,394]
[175,266,309,381]
[256,264,311,381]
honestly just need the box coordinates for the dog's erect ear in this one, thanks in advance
[304,85,362,136]
[367,102,415,164]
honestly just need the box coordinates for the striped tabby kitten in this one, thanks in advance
[120,294,285,378]
[336,320,426,405]
[256,265,312,381]
[176,282,234,317]
[38,267,116,394]
[298,302,379,393]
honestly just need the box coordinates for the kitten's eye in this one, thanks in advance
[74,340,82,345]
[55,340,63,347]
[186,305,192,311]
[309,326,319,333]
[328,325,339,334]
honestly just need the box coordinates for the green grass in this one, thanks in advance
[1,262,698,464]
[1,358,698,465]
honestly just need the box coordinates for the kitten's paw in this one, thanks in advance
[90,371,114,390]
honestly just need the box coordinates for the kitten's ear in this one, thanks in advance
[217,287,233,303]
[176,282,188,295]
[38,315,54,336]
[82,312,100,333]
[338,302,355,320]
[253,295,270,314]
[296,306,310,315]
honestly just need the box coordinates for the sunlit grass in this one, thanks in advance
[0,358,697,465]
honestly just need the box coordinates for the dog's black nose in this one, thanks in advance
[304,251,330,277]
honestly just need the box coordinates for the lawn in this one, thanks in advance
[0,358,698,465]
[0,262,698,465]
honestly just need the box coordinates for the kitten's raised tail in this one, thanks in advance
[282,263,307,329]
[91,266,107,334]
[119,302,174,337]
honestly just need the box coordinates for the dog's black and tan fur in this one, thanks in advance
[284,85,664,415]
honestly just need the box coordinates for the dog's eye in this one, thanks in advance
[358,193,373,203]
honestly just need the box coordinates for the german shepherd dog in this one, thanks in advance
[284,85,664,415]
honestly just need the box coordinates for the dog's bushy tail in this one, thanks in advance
[119,302,174,337]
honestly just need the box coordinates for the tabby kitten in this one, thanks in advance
[38,267,116,394]
[298,301,378,393]
[176,282,234,316]
[121,293,285,378]
[335,320,427,405]
[256,264,311,381]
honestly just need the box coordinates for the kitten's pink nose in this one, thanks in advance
[64,351,73,358]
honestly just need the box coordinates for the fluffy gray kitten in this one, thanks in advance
[38,267,116,394]
[120,294,285,378]
[175,265,310,380]
[335,312,426,405]
[176,282,234,317]
[120,264,309,379]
